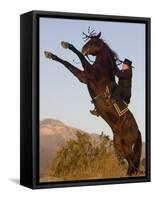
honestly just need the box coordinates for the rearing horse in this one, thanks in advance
[44,31,142,176]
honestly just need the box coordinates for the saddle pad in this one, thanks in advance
[113,101,128,117]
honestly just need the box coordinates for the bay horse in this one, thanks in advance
[44,30,142,176]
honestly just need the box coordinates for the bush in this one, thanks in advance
[50,132,126,180]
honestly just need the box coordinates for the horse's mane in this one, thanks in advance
[100,38,120,68]
[82,29,120,69]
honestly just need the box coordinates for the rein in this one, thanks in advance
[73,55,95,64]
[86,55,95,63]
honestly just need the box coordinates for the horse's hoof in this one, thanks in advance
[44,51,56,59]
[61,41,69,49]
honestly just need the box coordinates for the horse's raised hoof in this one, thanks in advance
[61,41,69,49]
[44,51,57,60]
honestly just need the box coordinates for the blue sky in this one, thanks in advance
[39,17,146,141]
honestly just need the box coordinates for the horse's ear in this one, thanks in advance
[96,32,101,38]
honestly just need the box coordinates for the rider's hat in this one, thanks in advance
[123,58,134,68]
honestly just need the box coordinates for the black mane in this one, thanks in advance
[101,38,120,68]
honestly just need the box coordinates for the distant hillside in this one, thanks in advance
[40,118,145,179]
[40,119,105,177]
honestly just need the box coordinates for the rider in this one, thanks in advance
[90,58,133,116]
[112,58,133,104]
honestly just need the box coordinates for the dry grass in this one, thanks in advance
[48,132,127,181]
[40,132,145,182]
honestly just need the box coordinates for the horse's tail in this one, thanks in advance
[133,130,142,171]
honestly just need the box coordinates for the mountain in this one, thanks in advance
[40,119,103,178]
[40,118,145,178]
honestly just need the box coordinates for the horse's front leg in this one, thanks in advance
[61,41,91,72]
[44,51,87,84]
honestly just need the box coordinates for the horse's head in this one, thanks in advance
[81,28,120,72]
[81,28,118,83]
[81,31,103,56]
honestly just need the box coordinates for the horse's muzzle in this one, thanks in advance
[81,48,89,56]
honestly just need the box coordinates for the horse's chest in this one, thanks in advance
[94,98,120,124]
[88,79,106,97]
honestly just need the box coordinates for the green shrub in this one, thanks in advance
[50,132,126,180]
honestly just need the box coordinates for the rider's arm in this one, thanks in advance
[114,67,132,79]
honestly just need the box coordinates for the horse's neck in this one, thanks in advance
[94,52,115,82]
[94,52,104,65]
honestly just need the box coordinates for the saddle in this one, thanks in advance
[113,100,128,117]
[91,85,128,117]
[106,85,129,117]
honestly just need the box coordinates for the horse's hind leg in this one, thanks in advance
[122,142,136,176]
[113,135,126,165]
[133,131,142,173]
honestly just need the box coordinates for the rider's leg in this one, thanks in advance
[111,85,123,102]
[123,88,131,104]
